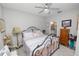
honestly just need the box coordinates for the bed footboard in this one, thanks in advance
[32,34,59,56]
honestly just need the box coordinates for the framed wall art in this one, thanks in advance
[62,19,72,27]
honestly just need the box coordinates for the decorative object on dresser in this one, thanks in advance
[3,35,12,47]
[12,26,22,49]
[59,27,70,46]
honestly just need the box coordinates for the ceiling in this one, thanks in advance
[1,3,79,17]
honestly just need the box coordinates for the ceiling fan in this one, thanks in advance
[35,3,62,14]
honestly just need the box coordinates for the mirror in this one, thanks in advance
[50,21,57,36]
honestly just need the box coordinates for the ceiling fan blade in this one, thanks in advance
[45,3,52,6]
[39,9,44,13]
[57,10,62,13]
[47,11,50,14]
[42,3,46,7]
[35,6,45,9]
[50,8,59,10]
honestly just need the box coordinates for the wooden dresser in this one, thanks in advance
[59,27,70,46]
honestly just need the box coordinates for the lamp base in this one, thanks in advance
[15,44,23,49]
[11,44,23,49]
[9,44,23,51]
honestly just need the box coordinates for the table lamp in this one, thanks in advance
[12,26,22,49]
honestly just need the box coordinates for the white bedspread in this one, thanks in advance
[23,35,59,56]
[23,35,47,55]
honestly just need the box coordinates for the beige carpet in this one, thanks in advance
[16,45,75,56]
[52,45,75,56]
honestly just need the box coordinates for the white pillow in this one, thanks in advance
[33,30,43,37]
[37,30,43,35]
[23,32,34,40]
[33,32,39,38]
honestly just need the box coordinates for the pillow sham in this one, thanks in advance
[23,32,34,40]
[23,30,44,41]
[33,30,43,38]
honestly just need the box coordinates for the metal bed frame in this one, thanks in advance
[22,26,60,56]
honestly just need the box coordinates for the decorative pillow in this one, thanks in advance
[33,30,43,38]
[23,32,34,40]
[36,30,43,35]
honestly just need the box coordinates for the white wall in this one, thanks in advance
[3,8,46,34]
[0,4,3,18]
[46,10,78,36]
[3,8,47,46]
[0,5,1,18]
[0,5,4,50]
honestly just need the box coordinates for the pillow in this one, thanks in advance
[36,30,43,35]
[23,32,34,40]
[33,30,43,38]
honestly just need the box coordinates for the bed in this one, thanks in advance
[22,26,59,56]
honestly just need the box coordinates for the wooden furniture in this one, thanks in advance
[59,27,70,46]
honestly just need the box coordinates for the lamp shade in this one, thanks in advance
[12,27,21,34]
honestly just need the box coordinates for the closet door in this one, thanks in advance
[60,28,69,46]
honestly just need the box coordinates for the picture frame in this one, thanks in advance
[62,19,72,27]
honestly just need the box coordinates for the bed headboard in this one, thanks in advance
[22,26,42,38]
[22,26,41,32]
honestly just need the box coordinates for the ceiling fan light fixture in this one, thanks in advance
[44,9,49,13]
